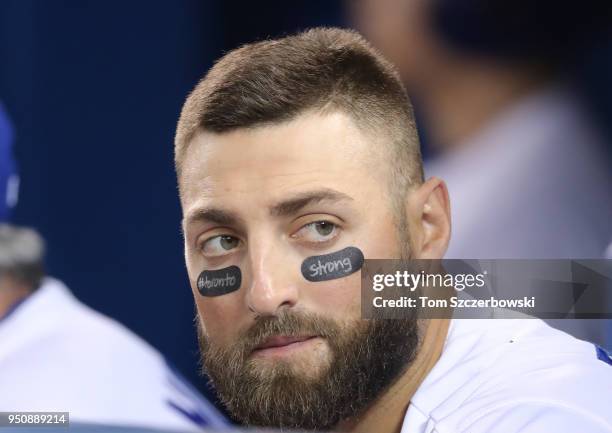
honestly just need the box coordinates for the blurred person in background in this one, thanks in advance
[0,103,226,430]
[350,0,612,346]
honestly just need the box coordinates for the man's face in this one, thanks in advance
[180,111,419,429]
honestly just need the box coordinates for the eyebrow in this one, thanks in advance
[269,188,353,217]
[184,208,243,230]
[184,188,353,229]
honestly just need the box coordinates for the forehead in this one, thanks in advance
[179,111,386,216]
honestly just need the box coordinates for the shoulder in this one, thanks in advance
[0,278,227,430]
[6,278,165,368]
[448,403,612,433]
[413,319,612,433]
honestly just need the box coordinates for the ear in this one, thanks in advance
[406,177,451,259]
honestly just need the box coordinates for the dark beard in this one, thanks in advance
[198,310,419,431]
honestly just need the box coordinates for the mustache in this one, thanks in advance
[199,310,343,357]
[240,311,343,355]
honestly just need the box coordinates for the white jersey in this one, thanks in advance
[402,318,612,433]
[0,278,227,431]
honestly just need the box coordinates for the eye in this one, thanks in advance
[200,235,241,257]
[293,221,339,243]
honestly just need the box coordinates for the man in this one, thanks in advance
[175,28,612,432]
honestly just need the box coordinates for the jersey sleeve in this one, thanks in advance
[459,403,612,433]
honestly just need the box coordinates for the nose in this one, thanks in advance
[245,238,299,316]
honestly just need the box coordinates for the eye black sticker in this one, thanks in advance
[197,266,242,297]
[301,246,364,282]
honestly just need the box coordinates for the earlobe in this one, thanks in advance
[407,177,451,259]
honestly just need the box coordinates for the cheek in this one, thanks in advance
[360,213,403,259]
[186,251,232,344]
[304,272,362,319]
[300,217,400,317]
[194,293,244,347]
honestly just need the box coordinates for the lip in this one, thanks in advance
[252,335,318,357]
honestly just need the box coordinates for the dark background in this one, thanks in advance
[0,0,346,402]
[1,0,610,409]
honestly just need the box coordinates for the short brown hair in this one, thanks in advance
[175,27,423,195]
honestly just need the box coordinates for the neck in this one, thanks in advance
[336,318,450,433]
[415,59,544,151]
